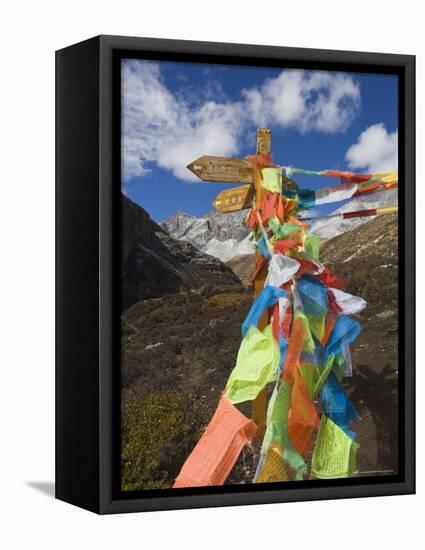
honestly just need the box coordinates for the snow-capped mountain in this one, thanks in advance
[204,234,255,262]
[161,188,398,263]
[161,209,254,262]
[309,188,398,240]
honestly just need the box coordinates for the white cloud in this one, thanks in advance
[243,70,360,133]
[122,60,243,182]
[345,123,398,173]
[122,61,361,183]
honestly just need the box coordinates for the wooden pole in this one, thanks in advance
[251,128,271,444]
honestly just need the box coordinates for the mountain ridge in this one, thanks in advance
[161,188,398,263]
[160,209,253,262]
[121,195,242,309]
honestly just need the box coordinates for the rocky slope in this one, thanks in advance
[121,195,241,309]
[225,254,255,287]
[321,213,399,476]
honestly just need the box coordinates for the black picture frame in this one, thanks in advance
[56,34,415,514]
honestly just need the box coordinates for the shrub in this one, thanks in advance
[121,391,209,491]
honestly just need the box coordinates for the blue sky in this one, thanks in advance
[121,59,398,222]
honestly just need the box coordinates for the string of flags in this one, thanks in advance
[302,204,398,222]
[174,158,398,488]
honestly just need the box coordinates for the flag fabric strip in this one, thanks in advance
[173,395,256,488]
[301,205,398,222]
[281,165,397,186]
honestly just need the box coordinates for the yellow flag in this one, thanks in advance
[261,167,282,193]
[311,415,359,479]
[373,171,397,184]
[225,325,279,405]
[257,445,290,483]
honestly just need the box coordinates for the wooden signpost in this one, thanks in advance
[187,155,254,184]
[251,129,271,442]
[187,128,272,443]
[212,184,254,213]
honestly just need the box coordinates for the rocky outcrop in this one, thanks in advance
[160,209,253,261]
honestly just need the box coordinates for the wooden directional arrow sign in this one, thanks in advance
[212,184,254,213]
[187,156,254,184]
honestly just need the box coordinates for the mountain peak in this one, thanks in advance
[161,208,253,261]
[166,210,196,220]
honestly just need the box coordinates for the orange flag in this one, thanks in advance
[173,395,257,488]
[282,315,308,384]
[288,366,320,456]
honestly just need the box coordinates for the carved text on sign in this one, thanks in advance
[212,184,254,213]
[187,156,254,184]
